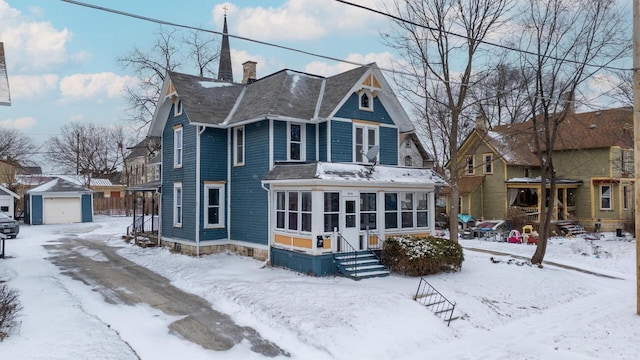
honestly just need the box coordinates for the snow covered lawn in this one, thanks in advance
[1,215,638,359]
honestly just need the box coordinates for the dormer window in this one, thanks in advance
[359,91,373,111]
[174,99,183,116]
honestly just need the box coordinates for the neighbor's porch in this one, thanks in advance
[507,179,581,223]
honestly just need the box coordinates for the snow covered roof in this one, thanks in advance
[27,178,92,194]
[263,162,448,187]
[16,174,115,187]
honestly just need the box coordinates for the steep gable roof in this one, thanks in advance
[149,63,414,136]
[475,107,633,166]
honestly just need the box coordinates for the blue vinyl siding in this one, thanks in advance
[273,120,287,162]
[230,120,269,245]
[306,124,316,161]
[330,120,352,162]
[199,127,228,241]
[318,122,327,162]
[81,194,93,222]
[271,248,336,276]
[29,195,43,225]
[162,107,196,241]
[334,93,394,125]
[379,126,398,165]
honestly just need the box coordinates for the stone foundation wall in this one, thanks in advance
[159,239,268,261]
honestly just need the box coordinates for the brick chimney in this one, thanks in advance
[475,115,486,131]
[561,91,575,114]
[242,61,257,84]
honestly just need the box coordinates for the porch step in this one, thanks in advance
[335,250,389,280]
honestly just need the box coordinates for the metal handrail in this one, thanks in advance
[414,277,456,326]
[336,231,359,278]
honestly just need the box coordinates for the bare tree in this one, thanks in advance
[44,123,129,184]
[0,128,38,166]
[513,0,628,264]
[119,26,219,128]
[383,0,513,242]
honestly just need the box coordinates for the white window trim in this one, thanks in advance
[353,124,379,164]
[174,99,183,116]
[287,123,306,161]
[173,127,183,168]
[275,190,312,234]
[600,184,612,210]
[358,91,374,111]
[234,126,245,166]
[173,182,182,227]
[204,184,225,229]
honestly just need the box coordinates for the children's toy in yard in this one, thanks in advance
[507,229,522,243]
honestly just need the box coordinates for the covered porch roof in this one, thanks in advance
[506,176,582,186]
[262,162,448,187]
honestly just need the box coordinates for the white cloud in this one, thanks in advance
[230,49,268,80]
[69,114,84,122]
[9,74,58,99]
[0,116,36,130]
[304,51,399,76]
[0,1,74,72]
[214,0,389,41]
[59,72,138,101]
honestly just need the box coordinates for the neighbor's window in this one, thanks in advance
[600,184,612,210]
[404,156,412,167]
[288,123,305,161]
[623,185,629,210]
[324,192,340,232]
[484,154,493,174]
[466,156,474,175]
[173,182,182,227]
[204,184,224,228]
[234,126,245,166]
[173,127,183,168]
[354,125,378,163]
[360,193,377,230]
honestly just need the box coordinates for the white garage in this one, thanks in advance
[0,184,19,219]
[25,178,94,225]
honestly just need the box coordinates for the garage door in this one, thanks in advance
[44,197,82,224]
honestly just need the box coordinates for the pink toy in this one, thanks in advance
[507,229,522,244]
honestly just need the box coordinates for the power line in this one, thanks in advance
[334,0,632,72]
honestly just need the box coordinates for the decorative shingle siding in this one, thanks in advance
[162,108,196,241]
[230,120,269,245]
[273,120,287,162]
[81,194,93,222]
[199,127,228,241]
[334,93,394,125]
[330,120,353,162]
[318,122,327,162]
[306,123,316,161]
[379,126,398,165]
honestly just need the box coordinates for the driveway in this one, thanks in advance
[44,235,288,358]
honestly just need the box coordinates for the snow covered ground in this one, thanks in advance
[0,215,638,359]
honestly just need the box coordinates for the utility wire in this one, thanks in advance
[334,0,632,72]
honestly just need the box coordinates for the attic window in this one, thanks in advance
[359,91,373,111]
[175,99,183,116]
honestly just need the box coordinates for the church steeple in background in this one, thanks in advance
[217,12,233,82]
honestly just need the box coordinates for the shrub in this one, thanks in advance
[381,236,464,276]
[0,283,22,341]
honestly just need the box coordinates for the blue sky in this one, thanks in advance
[0,0,395,149]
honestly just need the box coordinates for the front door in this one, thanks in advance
[340,196,360,251]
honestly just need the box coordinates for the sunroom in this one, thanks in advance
[261,162,447,275]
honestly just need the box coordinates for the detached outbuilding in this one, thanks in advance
[24,178,93,225]
[0,184,19,219]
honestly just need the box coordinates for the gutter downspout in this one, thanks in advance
[196,125,205,257]
[261,181,271,265]
[227,127,232,242]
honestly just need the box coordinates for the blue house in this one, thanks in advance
[146,17,446,277]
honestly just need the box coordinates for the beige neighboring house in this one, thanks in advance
[448,107,634,232]
[123,137,161,186]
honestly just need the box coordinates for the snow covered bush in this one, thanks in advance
[381,236,464,276]
[0,283,22,341]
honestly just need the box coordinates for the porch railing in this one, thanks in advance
[414,277,456,326]
[336,231,359,277]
